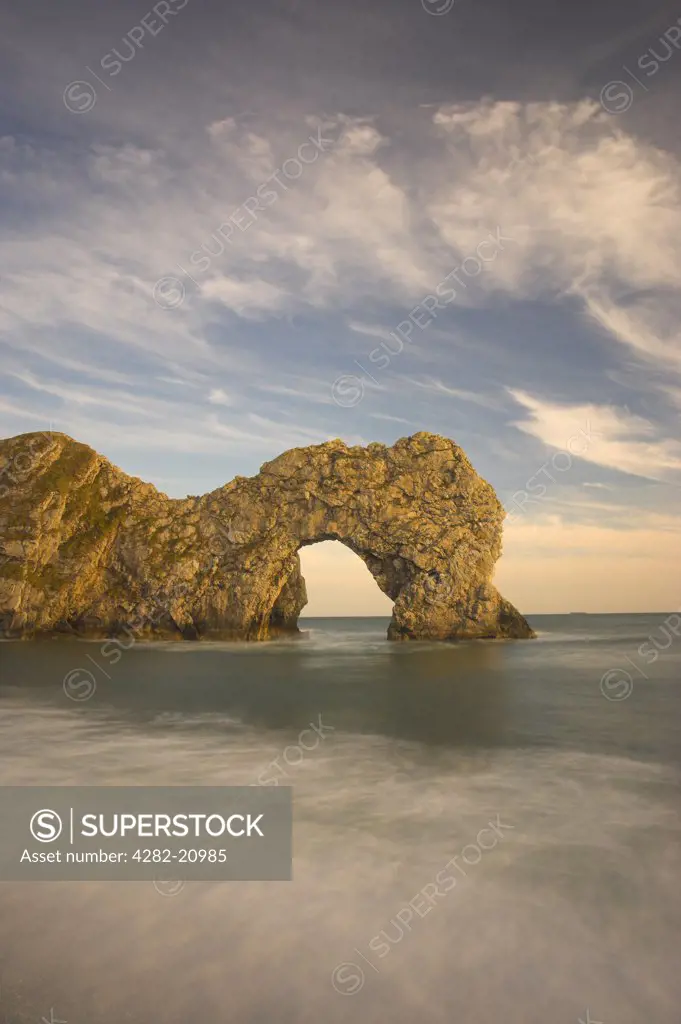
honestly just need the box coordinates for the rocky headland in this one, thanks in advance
[0,431,535,642]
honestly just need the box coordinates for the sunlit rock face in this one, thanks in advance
[0,431,534,641]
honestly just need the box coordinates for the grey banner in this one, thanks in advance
[0,786,292,881]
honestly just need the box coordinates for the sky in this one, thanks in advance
[1,0,680,614]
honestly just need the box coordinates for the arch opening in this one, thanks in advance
[297,540,394,620]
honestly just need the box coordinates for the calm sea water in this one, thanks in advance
[0,613,679,1023]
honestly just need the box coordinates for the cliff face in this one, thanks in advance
[0,431,534,642]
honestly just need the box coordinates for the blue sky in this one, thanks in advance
[1,0,680,612]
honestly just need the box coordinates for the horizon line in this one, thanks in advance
[299,611,676,618]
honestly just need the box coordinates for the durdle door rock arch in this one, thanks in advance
[0,431,535,642]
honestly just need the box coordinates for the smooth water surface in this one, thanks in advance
[0,614,679,1023]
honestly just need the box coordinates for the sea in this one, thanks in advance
[0,613,679,1024]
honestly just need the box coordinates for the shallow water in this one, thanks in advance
[0,614,679,1023]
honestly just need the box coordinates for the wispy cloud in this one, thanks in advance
[407,377,503,409]
[509,388,681,483]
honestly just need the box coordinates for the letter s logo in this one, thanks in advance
[30,809,63,843]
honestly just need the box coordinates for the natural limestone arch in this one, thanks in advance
[0,431,534,641]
